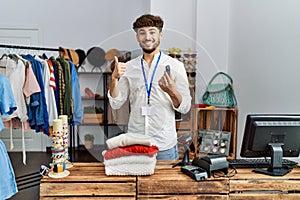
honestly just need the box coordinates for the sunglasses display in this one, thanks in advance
[168,53,181,59]
[165,48,198,75]
[183,53,197,59]
[186,71,196,77]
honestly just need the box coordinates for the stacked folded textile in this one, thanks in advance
[103,133,159,176]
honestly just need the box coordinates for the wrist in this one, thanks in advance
[168,89,182,108]
[111,75,119,83]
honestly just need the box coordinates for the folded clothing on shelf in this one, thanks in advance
[105,132,153,149]
[104,145,158,160]
[102,144,159,176]
[103,154,157,176]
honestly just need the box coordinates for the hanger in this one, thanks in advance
[9,53,19,64]
[0,53,8,60]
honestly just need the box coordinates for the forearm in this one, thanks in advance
[109,78,119,98]
[168,89,182,108]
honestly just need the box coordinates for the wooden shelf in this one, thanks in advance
[193,107,237,159]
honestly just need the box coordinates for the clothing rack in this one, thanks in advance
[0,44,76,162]
[0,44,60,51]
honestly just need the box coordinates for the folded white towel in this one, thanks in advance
[106,132,153,149]
[103,154,157,176]
[103,153,156,166]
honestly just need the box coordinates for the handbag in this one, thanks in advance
[202,72,237,108]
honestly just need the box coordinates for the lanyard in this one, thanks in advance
[141,51,161,105]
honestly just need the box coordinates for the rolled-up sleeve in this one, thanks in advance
[107,76,129,110]
[173,62,192,114]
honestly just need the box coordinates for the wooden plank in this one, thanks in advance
[138,179,228,194]
[229,193,300,200]
[230,180,300,193]
[138,194,229,200]
[231,168,300,179]
[41,197,135,200]
[230,168,300,194]
[41,162,136,183]
[40,162,136,198]
[176,121,191,130]
[40,182,136,196]
[138,163,228,195]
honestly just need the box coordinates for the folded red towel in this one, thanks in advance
[104,145,159,160]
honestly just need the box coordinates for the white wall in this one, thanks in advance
[0,0,150,51]
[195,0,230,102]
[151,0,197,51]
[228,0,300,163]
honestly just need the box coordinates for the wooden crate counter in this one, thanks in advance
[229,167,300,199]
[137,161,229,199]
[40,162,136,199]
[40,162,300,199]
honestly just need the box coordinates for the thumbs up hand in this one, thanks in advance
[112,56,127,80]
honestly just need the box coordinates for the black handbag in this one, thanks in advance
[202,72,237,108]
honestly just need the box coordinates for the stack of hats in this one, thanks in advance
[102,133,158,176]
[59,46,86,69]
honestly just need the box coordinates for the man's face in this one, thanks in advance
[136,27,162,54]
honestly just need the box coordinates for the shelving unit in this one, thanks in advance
[76,71,127,153]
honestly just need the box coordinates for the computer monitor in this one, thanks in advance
[241,114,300,176]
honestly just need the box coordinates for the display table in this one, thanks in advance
[40,162,300,199]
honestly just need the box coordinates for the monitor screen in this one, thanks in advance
[240,114,300,176]
[241,114,300,158]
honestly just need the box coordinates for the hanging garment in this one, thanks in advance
[0,74,18,199]
[0,56,27,122]
[0,74,17,132]
[35,56,58,126]
[56,57,72,122]
[22,56,41,100]
[0,56,31,163]
[50,57,64,116]
[0,139,18,199]
[68,60,83,125]
[24,54,50,136]
[2,55,41,131]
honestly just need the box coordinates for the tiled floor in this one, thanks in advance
[8,149,100,200]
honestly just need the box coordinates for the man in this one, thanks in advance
[108,14,191,160]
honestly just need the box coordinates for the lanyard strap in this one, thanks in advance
[141,51,162,104]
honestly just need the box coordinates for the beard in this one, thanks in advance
[140,40,160,54]
[142,47,156,54]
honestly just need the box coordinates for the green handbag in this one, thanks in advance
[202,72,237,108]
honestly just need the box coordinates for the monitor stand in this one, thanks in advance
[253,143,291,176]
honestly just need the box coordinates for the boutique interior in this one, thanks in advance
[1,0,300,199]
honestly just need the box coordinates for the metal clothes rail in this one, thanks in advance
[0,44,60,51]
